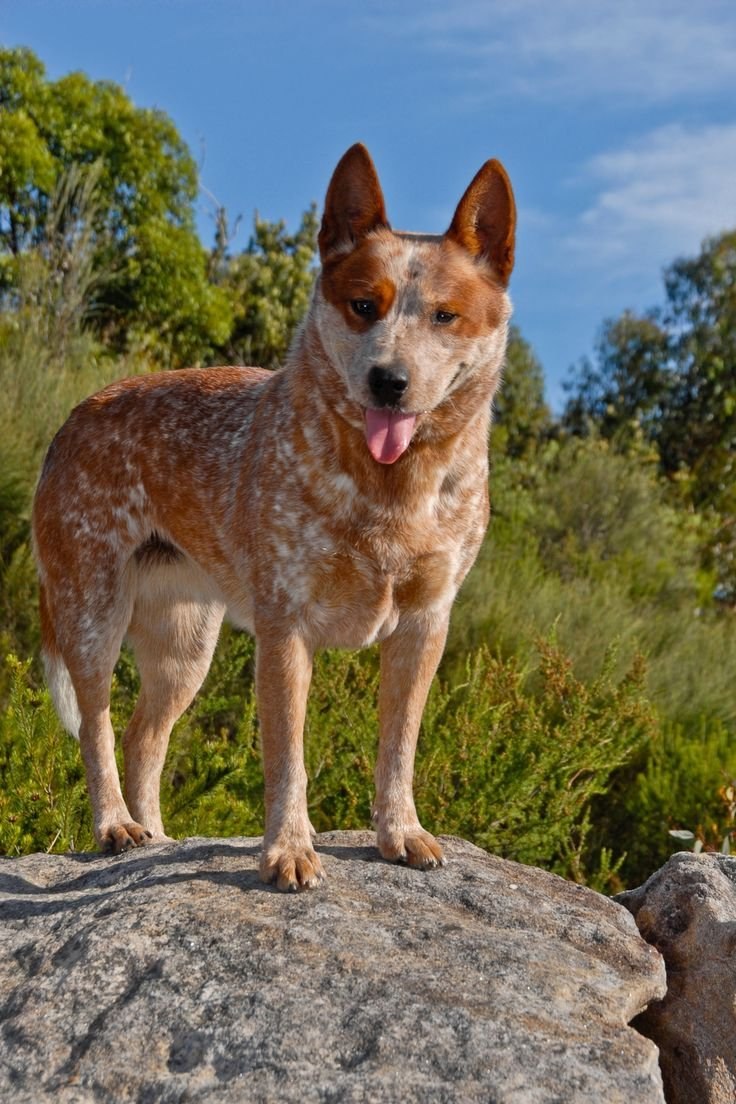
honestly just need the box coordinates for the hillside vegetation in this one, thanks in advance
[1,47,735,890]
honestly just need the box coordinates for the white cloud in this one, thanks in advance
[388,0,736,103]
[566,123,736,276]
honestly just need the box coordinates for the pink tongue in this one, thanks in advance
[364,409,417,464]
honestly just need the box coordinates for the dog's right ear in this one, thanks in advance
[318,144,389,261]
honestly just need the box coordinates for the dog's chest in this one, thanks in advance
[251,458,480,648]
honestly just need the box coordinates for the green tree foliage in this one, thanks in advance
[564,231,736,494]
[219,207,319,369]
[661,231,736,503]
[564,230,736,593]
[0,46,232,364]
[493,324,551,457]
[564,311,670,446]
[0,164,138,485]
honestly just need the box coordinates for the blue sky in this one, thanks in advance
[2,0,735,407]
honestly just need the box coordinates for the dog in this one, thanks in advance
[32,144,515,890]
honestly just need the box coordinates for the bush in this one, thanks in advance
[451,436,736,727]
[592,715,736,887]
[419,641,655,889]
[0,636,653,894]
[0,656,92,854]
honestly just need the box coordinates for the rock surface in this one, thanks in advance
[0,831,665,1103]
[618,851,736,1104]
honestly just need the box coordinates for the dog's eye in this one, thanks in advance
[433,310,457,325]
[350,299,377,320]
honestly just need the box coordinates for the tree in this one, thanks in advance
[493,325,550,457]
[219,207,319,369]
[563,311,670,446]
[565,231,736,500]
[564,229,736,596]
[659,231,736,509]
[0,46,231,364]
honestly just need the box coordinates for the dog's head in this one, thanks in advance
[313,144,516,465]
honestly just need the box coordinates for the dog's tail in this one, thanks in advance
[39,583,81,739]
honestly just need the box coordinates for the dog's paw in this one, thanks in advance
[260,843,325,892]
[377,826,445,870]
[99,821,154,854]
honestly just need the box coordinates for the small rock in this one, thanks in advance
[618,851,736,1104]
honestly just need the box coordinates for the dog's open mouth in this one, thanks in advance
[364,408,417,465]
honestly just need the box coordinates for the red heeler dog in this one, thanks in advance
[33,144,515,890]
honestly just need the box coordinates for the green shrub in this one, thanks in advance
[159,631,263,839]
[0,656,92,854]
[592,715,736,887]
[0,635,654,895]
[451,437,736,727]
[0,462,37,701]
[419,641,655,889]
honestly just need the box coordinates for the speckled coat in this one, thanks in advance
[32,144,516,890]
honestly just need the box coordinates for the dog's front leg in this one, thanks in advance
[373,613,449,869]
[256,629,324,891]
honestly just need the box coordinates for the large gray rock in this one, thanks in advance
[0,832,665,1103]
[618,851,736,1104]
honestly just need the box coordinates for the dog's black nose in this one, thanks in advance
[368,365,409,407]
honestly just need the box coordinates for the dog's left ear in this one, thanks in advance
[319,143,389,261]
[446,160,516,286]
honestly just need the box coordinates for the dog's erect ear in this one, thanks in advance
[318,144,389,261]
[446,160,516,286]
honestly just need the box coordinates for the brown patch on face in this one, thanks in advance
[429,238,507,336]
[320,235,397,331]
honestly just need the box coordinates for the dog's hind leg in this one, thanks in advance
[41,564,146,854]
[123,565,224,840]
